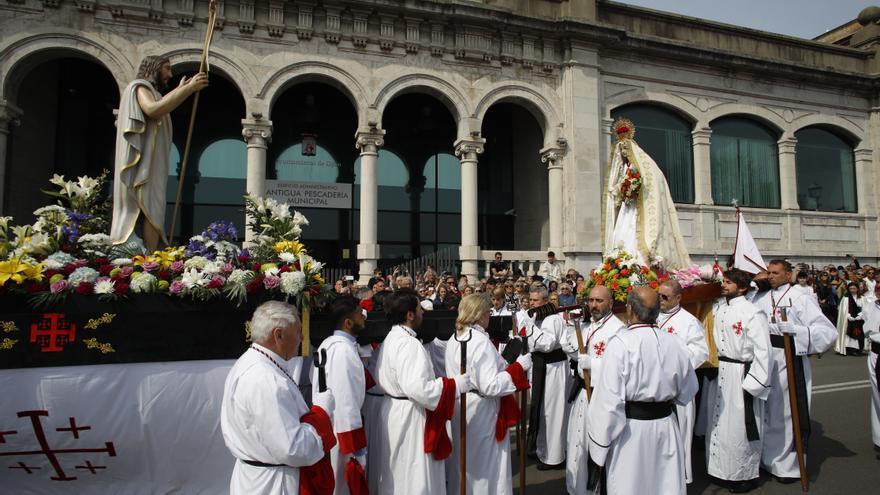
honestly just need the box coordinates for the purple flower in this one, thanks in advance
[141,261,160,272]
[263,275,280,290]
[169,280,186,294]
[170,260,185,273]
[50,280,70,293]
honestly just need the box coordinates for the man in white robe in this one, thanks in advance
[110,56,207,252]
[657,280,709,484]
[705,269,772,493]
[588,287,698,495]
[311,296,368,495]
[565,285,625,494]
[751,260,837,482]
[862,284,880,458]
[525,286,573,469]
[372,289,471,494]
[221,300,336,495]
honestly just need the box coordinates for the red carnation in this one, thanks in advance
[26,282,47,294]
[75,282,94,295]
[252,263,262,272]
[94,257,109,266]
[61,264,76,275]
[99,264,113,276]
[114,282,130,295]
[43,269,60,279]
[279,265,291,273]
[620,268,630,276]
[156,271,171,281]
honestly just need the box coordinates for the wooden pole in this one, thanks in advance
[780,309,809,492]
[571,311,592,400]
[518,314,530,495]
[168,1,218,245]
[458,332,469,495]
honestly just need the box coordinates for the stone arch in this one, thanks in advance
[259,62,367,125]
[791,115,865,148]
[703,103,787,136]
[0,30,135,101]
[474,83,562,143]
[374,74,470,132]
[606,96,699,128]
[160,45,257,106]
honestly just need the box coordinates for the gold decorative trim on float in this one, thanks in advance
[1,321,18,333]
[85,313,116,330]
[83,338,115,354]
[0,337,17,350]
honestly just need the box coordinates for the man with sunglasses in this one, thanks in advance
[657,280,709,486]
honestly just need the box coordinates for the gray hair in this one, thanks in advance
[250,300,299,344]
[627,289,659,324]
[530,285,549,301]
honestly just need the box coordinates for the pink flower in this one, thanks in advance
[73,259,89,268]
[222,263,234,274]
[141,261,160,272]
[169,280,186,294]
[207,275,226,289]
[263,275,280,290]
[170,260,185,273]
[120,266,134,278]
[50,280,69,293]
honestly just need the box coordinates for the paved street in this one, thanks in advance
[511,352,879,494]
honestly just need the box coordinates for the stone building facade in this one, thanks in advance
[1,0,877,281]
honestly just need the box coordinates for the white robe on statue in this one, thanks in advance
[311,332,366,495]
[565,312,625,495]
[373,325,455,495]
[751,285,837,478]
[602,139,691,270]
[705,296,772,481]
[656,305,709,484]
[863,301,880,449]
[110,79,171,246]
[588,324,698,495]
[445,324,523,495]
[221,344,327,495]
[527,313,573,465]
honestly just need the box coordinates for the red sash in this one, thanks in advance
[345,458,369,495]
[424,377,457,460]
[299,406,337,495]
[495,362,529,442]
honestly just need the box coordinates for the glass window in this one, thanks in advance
[711,117,780,208]
[353,149,409,211]
[795,127,856,212]
[168,144,181,176]
[275,143,341,182]
[422,153,461,213]
[199,139,247,179]
[610,104,694,203]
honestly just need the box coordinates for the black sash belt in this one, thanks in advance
[624,401,674,420]
[243,460,286,468]
[769,333,811,450]
[366,391,385,397]
[872,341,880,354]
[527,348,567,454]
[387,394,408,400]
[718,356,760,441]
[872,342,880,397]
[568,360,583,403]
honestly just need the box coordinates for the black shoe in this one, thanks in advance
[772,475,799,484]
[728,479,758,493]
[536,461,565,471]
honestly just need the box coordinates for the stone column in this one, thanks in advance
[241,118,273,243]
[777,136,798,210]
[455,137,485,283]
[0,101,22,215]
[854,147,874,214]
[356,129,385,284]
[692,127,713,205]
[541,143,567,253]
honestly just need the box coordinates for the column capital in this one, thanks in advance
[601,117,615,137]
[355,128,385,152]
[854,147,873,161]
[241,118,273,147]
[454,137,485,158]
[777,136,798,153]
[691,127,712,143]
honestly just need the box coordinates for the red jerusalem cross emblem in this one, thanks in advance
[732,321,743,336]
[666,327,676,334]
[593,341,606,357]
[0,410,116,480]
[30,313,76,352]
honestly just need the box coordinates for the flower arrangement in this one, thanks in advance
[616,166,643,208]
[581,249,667,303]
[0,174,331,310]
[671,264,722,289]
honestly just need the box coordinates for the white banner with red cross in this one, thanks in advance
[0,360,237,494]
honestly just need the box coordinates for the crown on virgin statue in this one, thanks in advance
[612,117,635,142]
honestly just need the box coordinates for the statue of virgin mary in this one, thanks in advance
[602,118,691,270]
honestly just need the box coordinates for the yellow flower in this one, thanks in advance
[132,255,159,267]
[0,258,28,286]
[153,248,183,269]
[273,240,303,254]
[22,262,44,282]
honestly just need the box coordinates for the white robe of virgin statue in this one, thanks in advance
[311,332,366,495]
[603,139,691,270]
[751,285,837,478]
[221,344,326,495]
[864,300,880,449]
[656,305,709,484]
[110,80,171,246]
[705,296,772,481]
[565,312,625,495]
[373,325,453,495]
[527,313,574,465]
[445,324,521,495]
[588,324,698,495]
